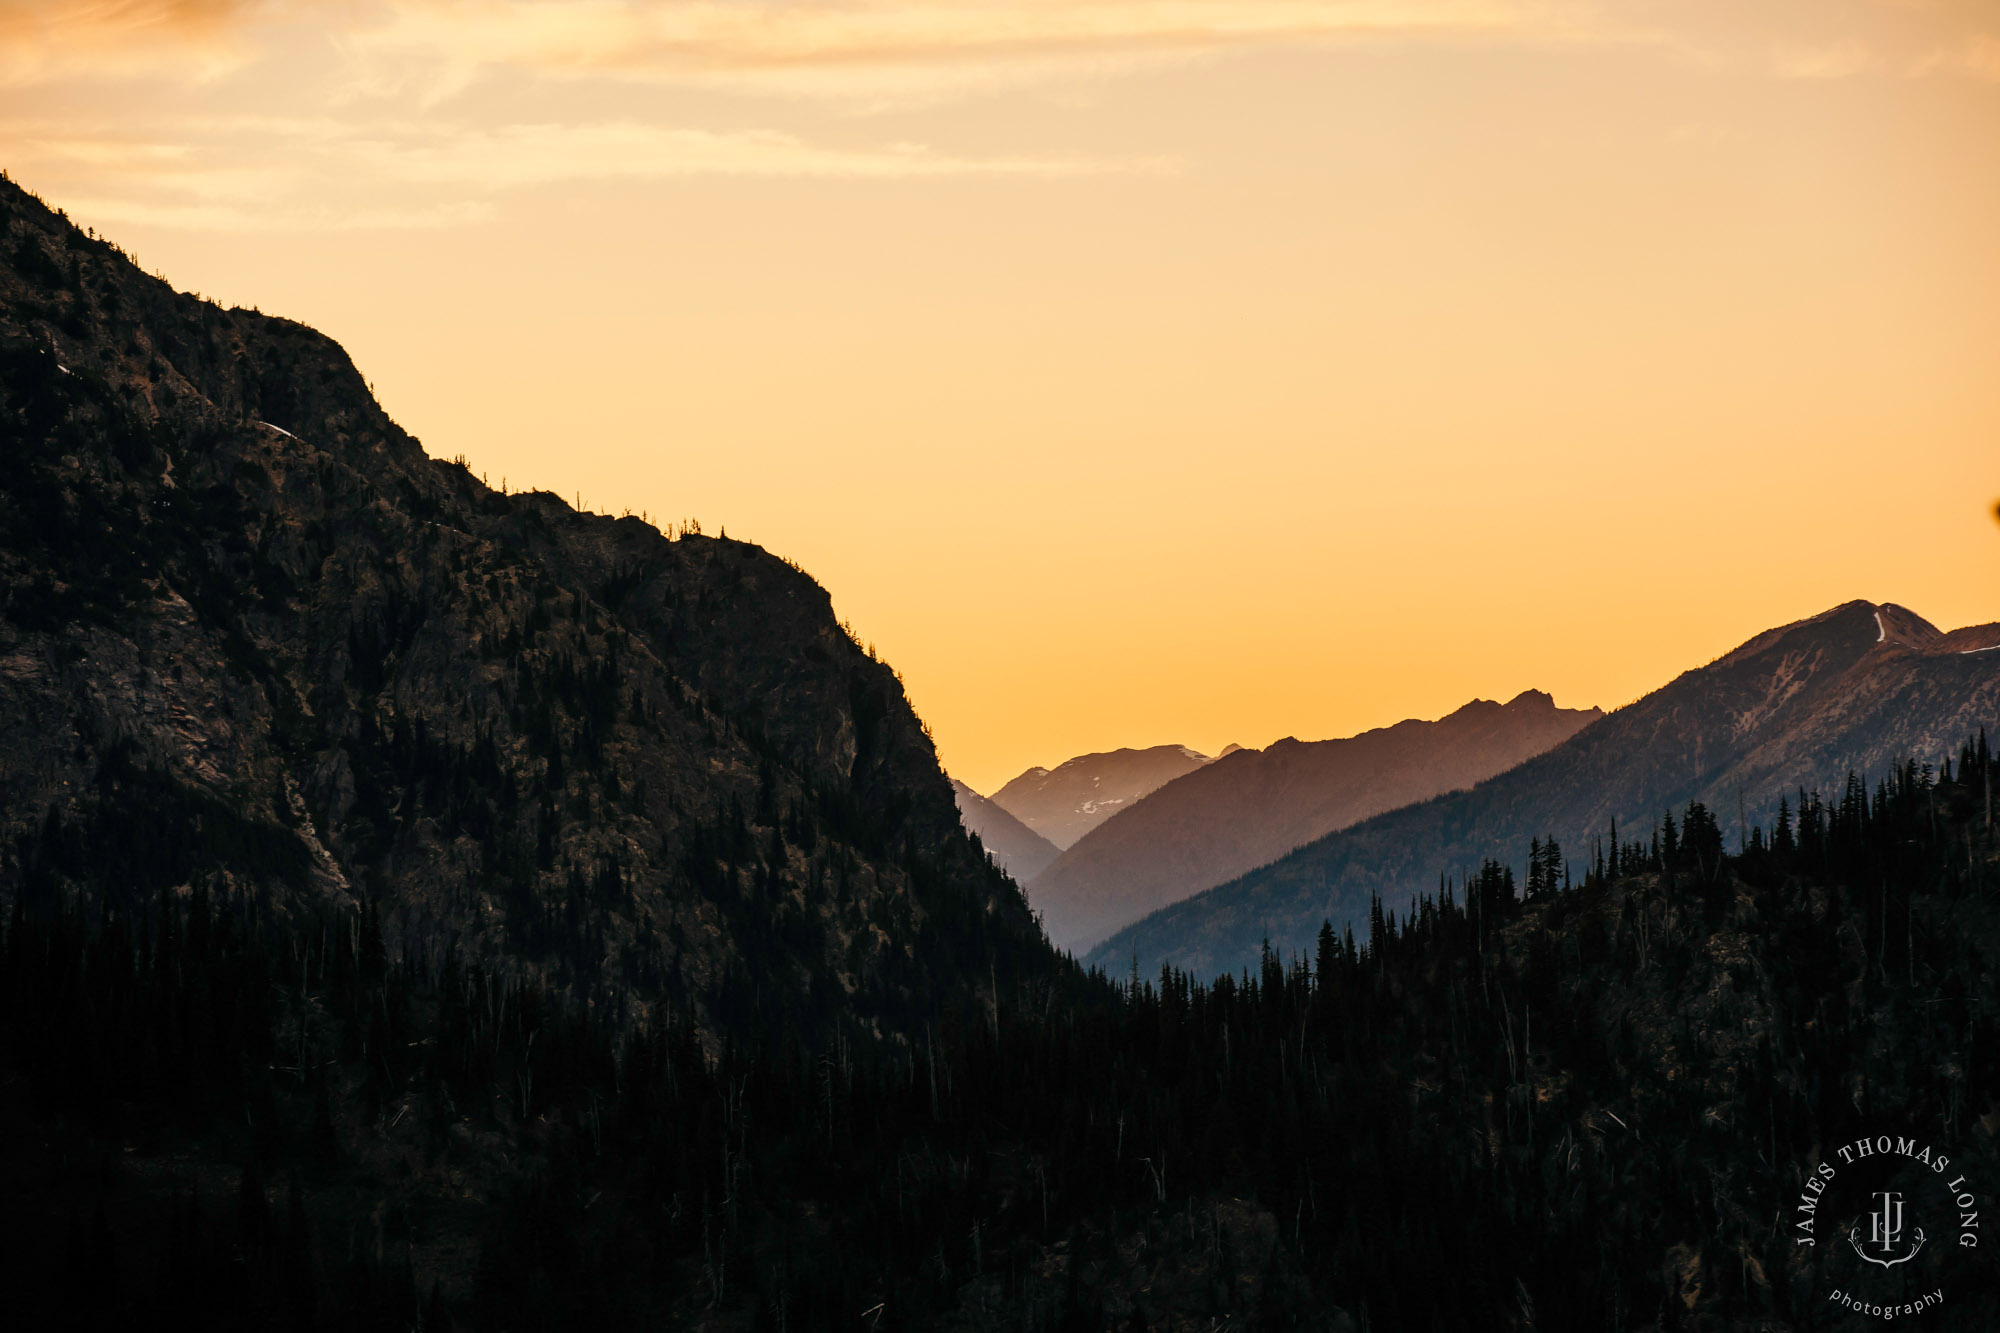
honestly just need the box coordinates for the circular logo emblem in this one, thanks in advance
[1793,1134,1979,1320]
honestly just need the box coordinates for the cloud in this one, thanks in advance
[4,114,1155,230]
[10,1,2000,102]
[49,193,494,231]
[0,0,1573,97]
[341,120,1145,184]
[355,0,1547,67]
[1773,39,1878,79]
[8,1,1991,233]
[1912,32,2000,81]
[348,0,1579,106]
[0,0,265,82]
[0,0,259,40]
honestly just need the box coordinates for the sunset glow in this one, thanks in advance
[8,0,1996,792]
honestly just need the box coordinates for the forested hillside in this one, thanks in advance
[0,172,1052,1045]
[6,738,1999,1328]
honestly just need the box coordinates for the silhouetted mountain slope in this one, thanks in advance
[989,743,1209,849]
[0,174,1053,1040]
[1088,600,2000,979]
[1029,690,1600,951]
[951,777,1061,882]
[12,726,2000,1329]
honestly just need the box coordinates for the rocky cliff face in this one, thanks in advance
[1088,600,2000,980]
[1029,689,1601,952]
[0,175,1051,1039]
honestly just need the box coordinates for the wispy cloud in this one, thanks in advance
[1771,29,2000,83]
[343,121,1143,184]
[350,0,1552,69]
[6,1,1993,233]
[1912,32,2000,82]
[0,0,260,43]
[1773,38,1878,80]
[381,0,1592,108]
[47,193,494,232]
[5,114,1155,229]
[1,0,1574,96]
[10,0,2000,98]
[0,0,266,82]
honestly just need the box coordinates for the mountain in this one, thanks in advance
[0,174,1053,1039]
[950,776,1061,881]
[17,700,1996,1330]
[989,743,1211,849]
[1086,600,2000,980]
[1030,690,1601,952]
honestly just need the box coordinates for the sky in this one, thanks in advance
[4,0,1997,794]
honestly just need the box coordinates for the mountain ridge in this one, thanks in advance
[1085,598,2000,980]
[1027,688,1601,951]
[987,741,1211,848]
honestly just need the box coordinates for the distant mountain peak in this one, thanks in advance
[1085,598,2000,980]
[1028,693,1600,952]
[990,744,1213,850]
[1709,599,1878,669]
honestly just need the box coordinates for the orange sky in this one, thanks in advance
[6,0,1997,793]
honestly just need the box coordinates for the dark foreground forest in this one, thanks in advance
[5,740,2000,1331]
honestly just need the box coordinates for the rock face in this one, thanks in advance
[989,743,1211,849]
[0,175,1051,1038]
[951,777,1061,883]
[1029,690,1601,952]
[1087,600,2000,980]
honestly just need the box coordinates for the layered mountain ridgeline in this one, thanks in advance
[0,174,1053,1042]
[1089,600,2000,980]
[9,732,1999,1328]
[989,743,1212,849]
[950,777,1061,882]
[1030,690,1601,952]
